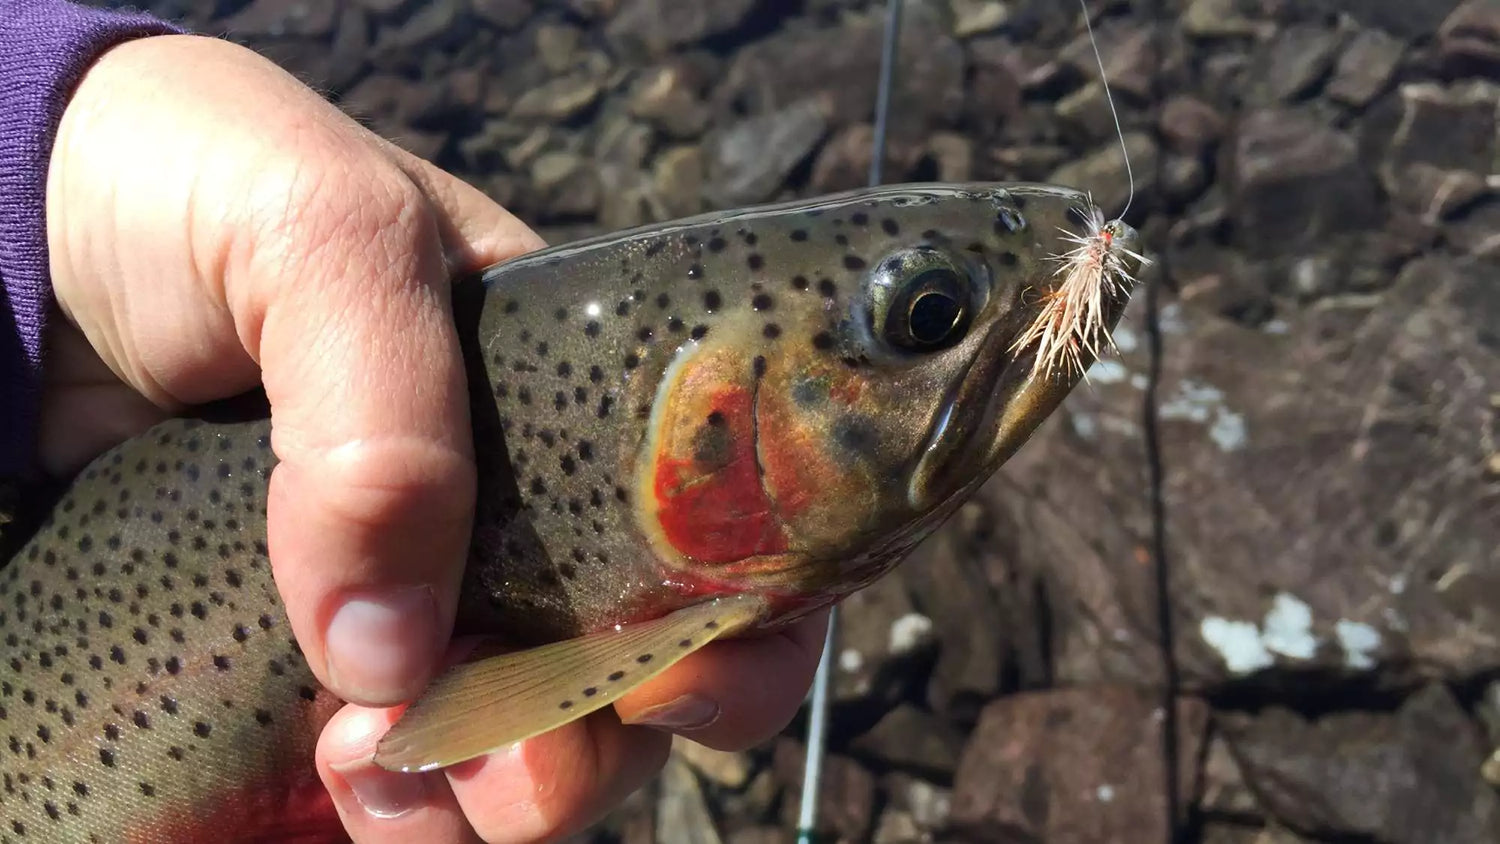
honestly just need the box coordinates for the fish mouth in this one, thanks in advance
[906,217,1143,509]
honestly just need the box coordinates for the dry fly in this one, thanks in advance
[1012,0,1151,381]
[1012,204,1148,380]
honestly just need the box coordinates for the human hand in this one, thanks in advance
[42,34,826,842]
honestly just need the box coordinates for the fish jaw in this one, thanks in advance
[907,205,1144,509]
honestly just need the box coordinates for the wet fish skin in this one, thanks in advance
[0,183,1140,842]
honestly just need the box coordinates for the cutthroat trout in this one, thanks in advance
[0,184,1141,842]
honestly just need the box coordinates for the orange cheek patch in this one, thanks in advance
[645,350,788,565]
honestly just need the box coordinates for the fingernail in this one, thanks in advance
[622,694,721,731]
[326,585,438,704]
[333,760,427,819]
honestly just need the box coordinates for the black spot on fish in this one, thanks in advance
[691,324,709,340]
[707,237,726,252]
[852,211,869,226]
[818,279,837,298]
[843,255,866,270]
[753,356,767,378]
[790,229,808,241]
[585,321,601,338]
[608,671,625,681]
[747,254,764,271]
[882,218,900,235]
[763,324,781,339]
[752,293,774,311]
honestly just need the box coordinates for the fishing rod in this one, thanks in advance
[795,1,903,841]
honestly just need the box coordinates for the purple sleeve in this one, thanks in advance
[0,0,183,478]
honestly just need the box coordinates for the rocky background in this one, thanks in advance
[67,0,1500,841]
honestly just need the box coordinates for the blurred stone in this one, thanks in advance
[1254,22,1345,103]
[717,4,962,147]
[1160,95,1226,154]
[1062,19,1159,101]
[1387,82,1500,176]
[1057,81,1119,142]
[629,64,712,138]
[1228,684,1500,842]
[1391,161,1490,221]
[593,116,654,170]
[1327,28,1405,106]
[726,828,790,844]
[324,6,371,90]
[1329,0,1464,39]
[900,528,1004,722]
[606,0,756,55]
[1200,825,1321,844]
[654,145,706,219]
[531,151,600,217]
[871,809,923,844]
[1162,153,1210,204]
[882,772,953,833]
[965,37,1025,136]
[1182,0,1271,38]
[1199,734,1260,816]
[471,0,532,30]
[378,0,461,53]
[657,755,723,844]
[1048,131,1158,218]
[850,704,965,780]
[674,735,752,790]
[951,688,1210,842]
[775,741,877,843]
[810,124,876,195]
[924,133,974,185]
[222,0,337,37]
[535,24,582,74]
[707,97,831,207]
[503,126,550,171]
[951,0,1009,37]
[1440,0,1500,75]
[1230,107,1378,251]
[510,74,603,121]
[1160,257,1500,685]
[831,570,936,706]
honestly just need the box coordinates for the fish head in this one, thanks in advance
[634,183,1143,620]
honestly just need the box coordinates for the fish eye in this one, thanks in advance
[864,248,980,354]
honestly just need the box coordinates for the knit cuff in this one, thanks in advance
[0,0,184,477]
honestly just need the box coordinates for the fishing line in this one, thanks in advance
[1078,0,1135,219]
[796,1,903,842]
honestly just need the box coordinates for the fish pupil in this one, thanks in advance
[908,291,963,345]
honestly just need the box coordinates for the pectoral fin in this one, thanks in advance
[373,593,768,772]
